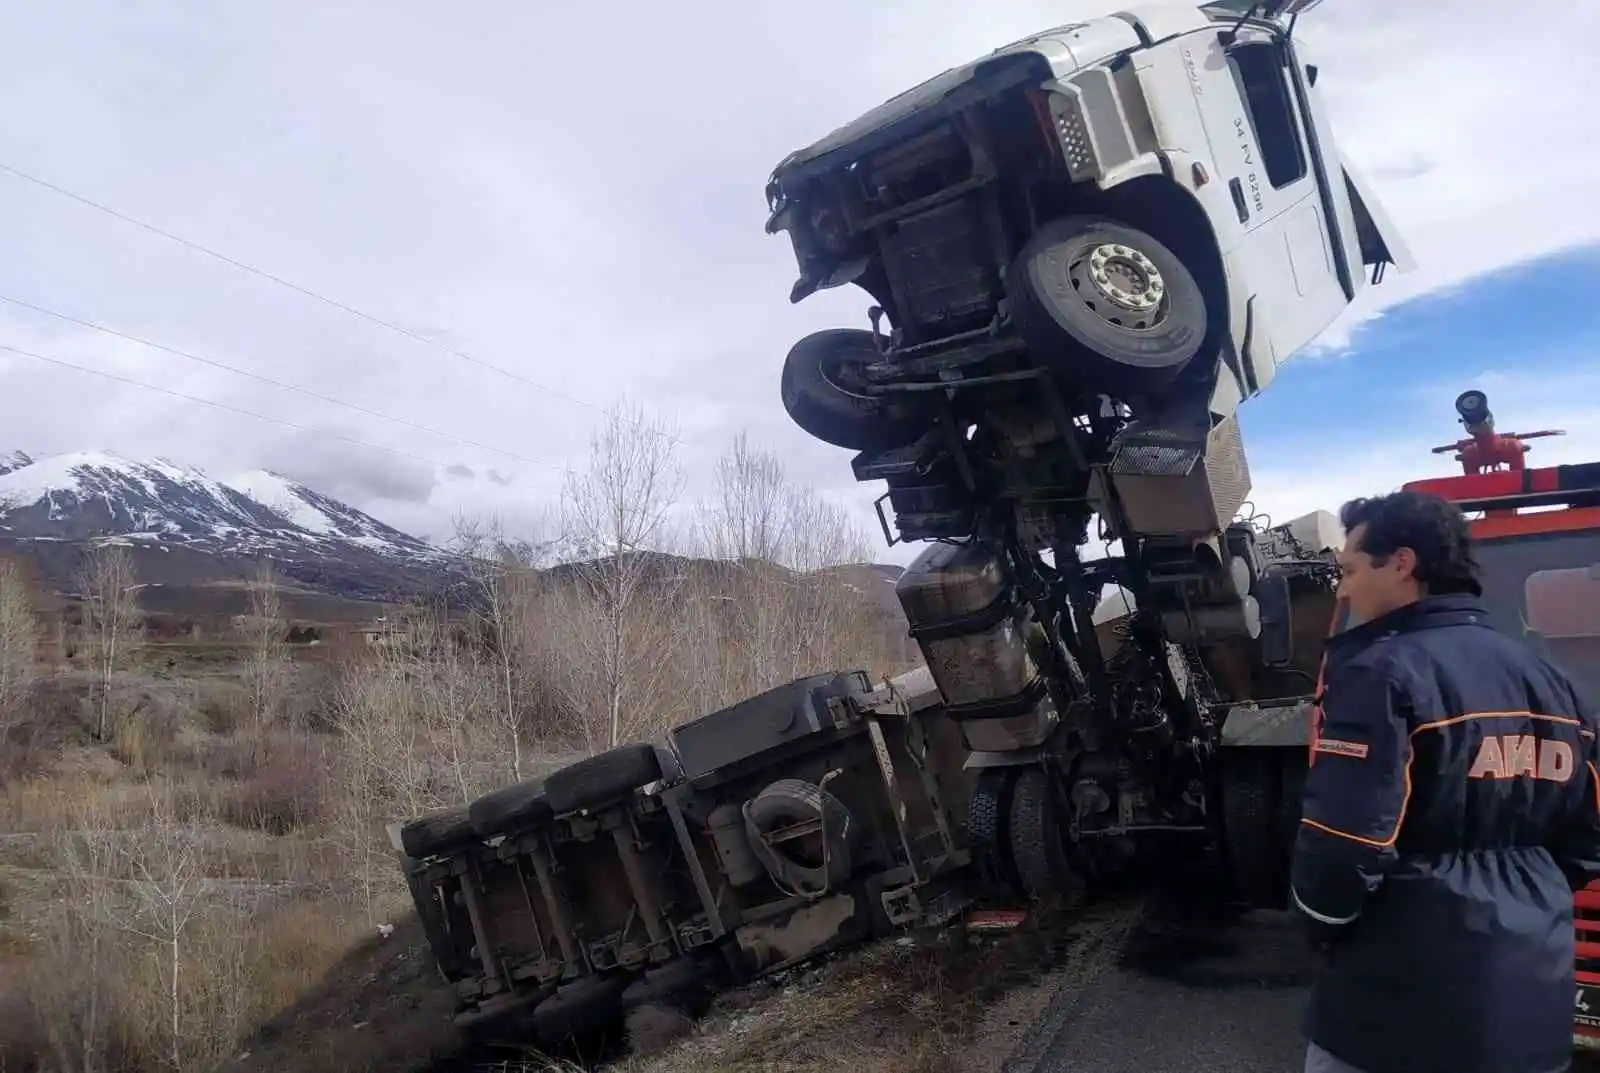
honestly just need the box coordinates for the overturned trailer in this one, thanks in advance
[392,667,975,1046]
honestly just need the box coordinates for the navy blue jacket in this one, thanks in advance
[1291,593,1600,1073]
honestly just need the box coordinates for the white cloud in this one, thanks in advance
[0,0,1592,565]
[1246,365,1600,527]
[1270,0,1600,349]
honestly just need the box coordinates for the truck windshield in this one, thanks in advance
[1474,527,1600,710]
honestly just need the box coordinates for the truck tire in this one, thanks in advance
[532,974,628,1045]
[455,984,554,1038]
[621,957,712,1011]
[744,777,855,895]
[1007,214,1205,397]
[780,329,921,452]
[545,743,662,815]
[1222,750,1288,908]
[399,804,478,860]
[966,768,1023,902]
[1007,767,1087,910]
[468,778,554,838]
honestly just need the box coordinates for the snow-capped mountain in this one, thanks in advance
[0,451,456,602]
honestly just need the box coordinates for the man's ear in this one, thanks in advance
[1392,546,1419,580]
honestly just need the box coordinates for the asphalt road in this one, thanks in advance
[1000,900,1318,1073]
[998,897,1600,1073]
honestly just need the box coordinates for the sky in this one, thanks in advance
[0,0,1597,567]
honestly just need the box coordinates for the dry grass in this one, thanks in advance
[1,888,364,1073]
[212,909,1085,1073]
[616,910,1081,1073]
[0,428,931,1073]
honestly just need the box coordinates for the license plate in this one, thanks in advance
[1577,984,1600,1029]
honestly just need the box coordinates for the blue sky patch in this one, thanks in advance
[1243,242,1600,452]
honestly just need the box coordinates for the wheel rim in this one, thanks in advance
[1067,241,1169,331]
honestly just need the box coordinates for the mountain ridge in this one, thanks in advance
[0,449,457,609]
[0,450,907,621]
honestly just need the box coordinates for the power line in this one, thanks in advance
[0,292,564,472]
[0,159,686,447]
[0,339,570,478]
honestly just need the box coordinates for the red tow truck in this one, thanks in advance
[1398,389,1600,1052]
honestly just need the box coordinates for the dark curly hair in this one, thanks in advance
[1339,490,1483,597]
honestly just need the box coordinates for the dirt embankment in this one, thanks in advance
[231,915,459,1073]
[228,900,1144,1073]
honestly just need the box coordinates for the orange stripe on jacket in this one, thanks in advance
[1301,710,1582,848]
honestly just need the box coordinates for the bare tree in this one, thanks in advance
[326,604,496,924]
[0,555,40,740]
[77,543,143,742]
[451,511,556,781]
[780,485,883,680]
[239,559,290,748]
[327,639,435,927]
[690,435,885,696]
[696,431,792,562]
[559,399,686,749]
[115,782,207,1072]
[35,799,123,1073]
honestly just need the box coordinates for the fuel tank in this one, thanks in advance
[895,541,1058,753]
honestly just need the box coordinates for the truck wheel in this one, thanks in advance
[545,743,663,815]
[399,804,478,860]
[744,777,855,895]
[1222,750,1287,908]
[468,778,554,838]
[532,974,628,1045]
[780,329,921,451]
[966,768,1023,903]
[1007,214,1206,397]
[1007,767,1087,910]
[621,957,712,1012]
[455,984,554,1038]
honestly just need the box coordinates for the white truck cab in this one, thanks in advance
[1116,1,1413,414]
[768,0,1412,455]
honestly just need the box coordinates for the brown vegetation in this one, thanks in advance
[619,906,1085,1073]
[0,408,921,1073]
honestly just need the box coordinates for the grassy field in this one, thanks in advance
[0,426,953,1073]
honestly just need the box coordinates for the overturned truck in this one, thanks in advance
[391,503,1340,1048]
[390,0,1412,1049]
[763,0,1408,913]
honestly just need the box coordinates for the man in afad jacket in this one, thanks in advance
[1291,490,1600,1073]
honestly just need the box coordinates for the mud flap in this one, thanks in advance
[1219,700,1313,749]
